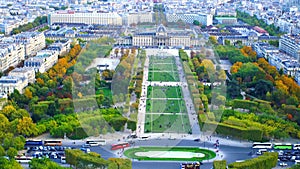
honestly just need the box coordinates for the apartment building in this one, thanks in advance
[126,12,153,25]
[48,10,123,25]
[279,34,300,62]
[24,50,58,73]
[0,76,28,94]
[8,67,35,84]
[14,32,46,57]
[166,13,213,26]
[0,43,25,72]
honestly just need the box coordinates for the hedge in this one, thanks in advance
[213,160,227,169]
[202,122,263,141]
[108,117,128,131]
[179,49,189,61]
[127,120,136,131]
[228,152,278,169]
[232,99,258,110]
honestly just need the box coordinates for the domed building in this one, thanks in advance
[125,24,201,48]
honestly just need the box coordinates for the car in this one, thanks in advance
[279,162,288,166]
[80,148,87,152]
[82,144,91,148]
[193,138,201,142]
[86,148,91,153]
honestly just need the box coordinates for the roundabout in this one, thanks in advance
[124,146,216,161]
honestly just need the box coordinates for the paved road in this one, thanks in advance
[73,139,252,169]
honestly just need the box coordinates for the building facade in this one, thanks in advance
[8,67,35,84]
[279,35,300,62]
[0,76,28,94]
[0,43,25,72]
[126,12,153,25]
[130,24,199,48]
[48,11,123,26]
[24,50,58,73]
[166,13,213,26]
[14,32,46,57]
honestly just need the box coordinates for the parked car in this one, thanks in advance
[279,162,288,167]
[82,144,91,148]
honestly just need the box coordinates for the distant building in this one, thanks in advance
[14,32,46,57]
[47,39,71,56]
[166,13,213,26]
[252,42,279,60]
[24,50,58,73]
[48,11,123,26]
[0,76,28,94]
[125,12,153,25]
[279,34,300,62]
[0,43,25,72]
[268,52,300,76]
[130,24,200,48]
[215,17,237,25]
[8,67,35,84]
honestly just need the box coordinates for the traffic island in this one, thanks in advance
[124,147,216,161]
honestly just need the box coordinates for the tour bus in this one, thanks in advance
[293,144,300,150]
[111,142,130,150]
[273,143,293,150]
[86,139,106,146]
[25,140,43,147]
[15,156,33,163]
[44,140,62,146]
[252,142,272,149]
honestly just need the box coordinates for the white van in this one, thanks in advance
[256,149,267,155]
[61,156,66,164]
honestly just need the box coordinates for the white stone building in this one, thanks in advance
[24,50,58,73]
[166,13,213,26]
[279,34,300,62]
[14,32,46,57]
[48,11,123,26]
[0,43,25,72]
[9,67,35,84]
[0,76,28,94]
[125,12,153,25]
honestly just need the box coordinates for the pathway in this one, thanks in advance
[174,56,201,136]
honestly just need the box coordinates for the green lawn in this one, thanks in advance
[147,86,183,98]
[149,63,177,71]
[145,114,191,133]
[148,71,180,82]
[146,99,187,113]
[149,56,174,64]
[124,147,216,161]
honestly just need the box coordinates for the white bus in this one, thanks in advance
[86,139,106,146]
[294,144,300,150]
[252,142,272,149]
[15,156,33,163]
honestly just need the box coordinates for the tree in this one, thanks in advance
[0,114,9,132]
[29,157,66,169]
[17,117,38,137]
[24,88,32,99]
[0,146,5,156]
[1,105,17,120]
[254,79,273,99]
[193,20,200,26]
[6,147,17,159]
[13,136,25,151]
[209,36,218,45]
